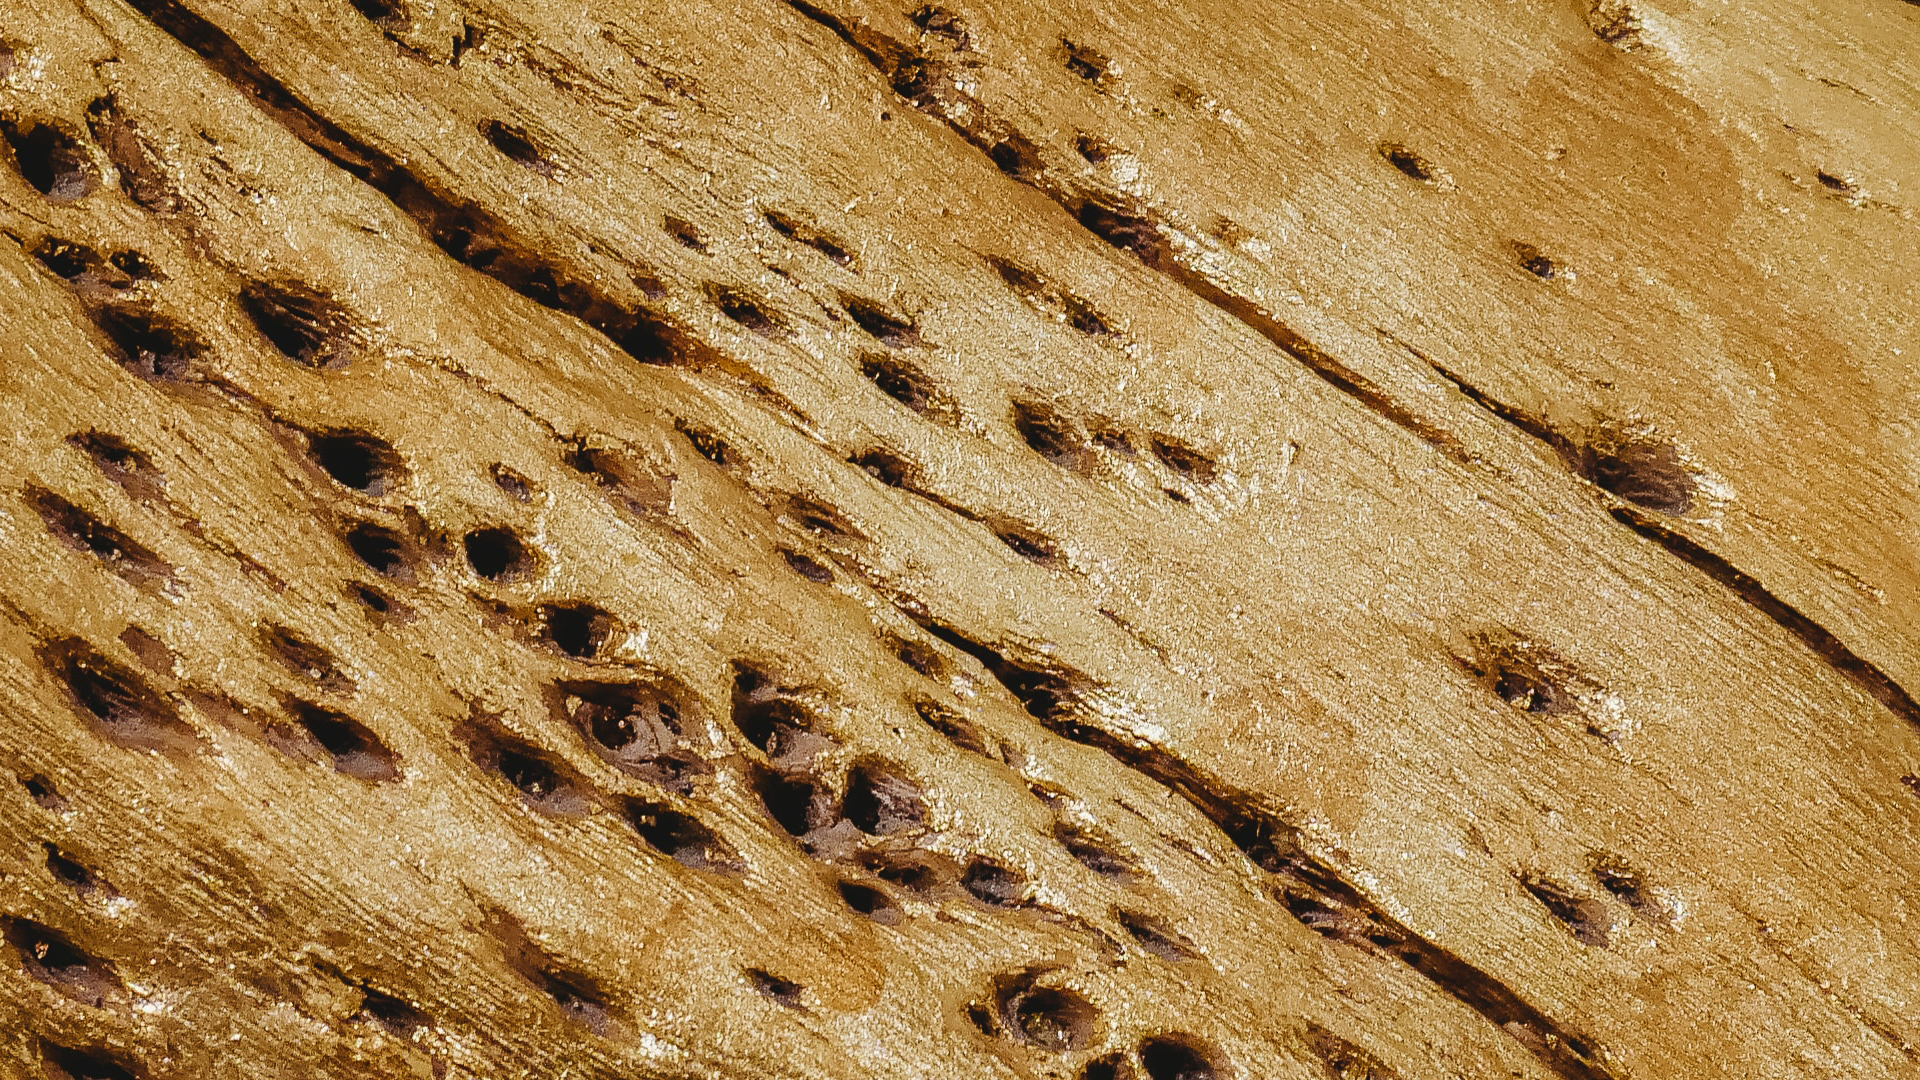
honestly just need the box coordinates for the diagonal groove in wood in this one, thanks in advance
[782,0,1916,742]
[1426,359,1920,729]
[914,616,1626,1080]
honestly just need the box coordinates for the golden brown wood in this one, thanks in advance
[1,0,1916,1078]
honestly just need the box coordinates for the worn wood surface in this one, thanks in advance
[1,0,1916,1077]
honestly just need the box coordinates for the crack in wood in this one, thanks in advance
[914,617,1626,1080]
[1424,359,1920,730]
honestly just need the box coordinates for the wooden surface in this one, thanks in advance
[1,0,1916,1077]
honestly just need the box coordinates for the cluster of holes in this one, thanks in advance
[908,4,971,49]
[727,664,1036,917]
[16,108,369,382]
[32,237,151,291]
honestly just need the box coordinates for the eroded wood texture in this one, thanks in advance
[0,0,1915,1078]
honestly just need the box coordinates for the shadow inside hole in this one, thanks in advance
[308,430,403,495]
[962,857,1027,907]
[93,306,204,381]
[68,431,165,503]
[837,879,903,924]
[1055,823,1138,881]
[908,4,971,48]
[712,286,783,336]
[240,281,356,369]
[1520,874,1612,948]
[782,549,835,583]
[480,119,554,176]
[272,699,399,781]
[343,521,415,581]
[665,214,707,251]
[995,524,1063,567]
[260,624,355,694]
[555,678,708,790]
[1576,436,1695,515]
[40,1040,142,1080]
[747,968,805,1008]
[1378,141,1437,183]
[28,487,172,587]
[5,916,123,1007]
[43,637,198,754]
[22,773,69,811]
[1139,1034,1221,1080]
[1511,241,1559,280]
[541,603,613,659]
[763,208,854,267]
[995,972,1099,1052]
[843,295,921,347]
[859,353,941,414]
[843,760,926,835]
[357,986,432,1038]
[1116,910,1199,961]
[491,462,534,502]
[464,526,534,582]
[1301,1021,1399,1080]
[626,799,743,873]
[1,120,97,201]
[461,719,593,815]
